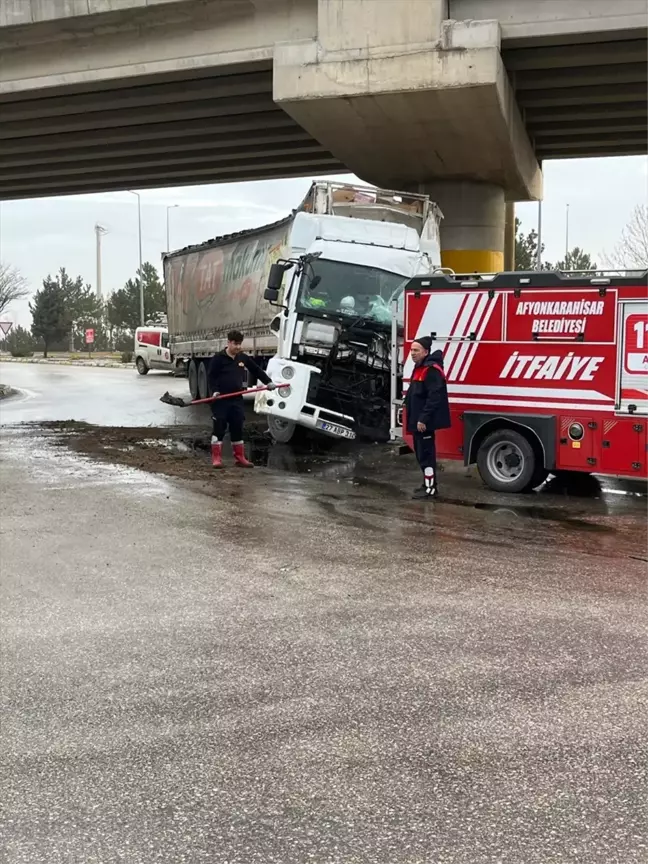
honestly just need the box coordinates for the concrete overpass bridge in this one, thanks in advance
[1,0,646,270]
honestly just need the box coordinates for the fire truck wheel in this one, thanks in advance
[477,428,537,493]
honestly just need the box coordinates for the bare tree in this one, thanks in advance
[603,204,648,270]
[0,263,29,318]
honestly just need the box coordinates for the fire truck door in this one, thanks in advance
[618,301,648,415]
[599,418,646,476]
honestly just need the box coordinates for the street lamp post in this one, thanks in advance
[128,190,144,325]
[94,223,108,299]
[536,200,543,270]
[166,204,178,253]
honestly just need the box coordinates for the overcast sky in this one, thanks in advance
[1,155,646,327]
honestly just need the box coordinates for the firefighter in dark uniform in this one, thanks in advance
[404,336,451,499]
[207,329,276,468]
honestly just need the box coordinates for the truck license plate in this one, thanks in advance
[316,420,356,439]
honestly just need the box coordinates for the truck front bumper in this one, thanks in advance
[255,357,356,440]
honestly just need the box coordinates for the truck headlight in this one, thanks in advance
[278,385,291,398]
[281,365,295,380]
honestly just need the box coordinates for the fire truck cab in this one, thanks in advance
[397,270,648,492]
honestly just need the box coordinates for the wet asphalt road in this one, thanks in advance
[0,364,647,864]
[0,362,205,427]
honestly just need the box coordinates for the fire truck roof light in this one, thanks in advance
[590,278,611,285]
[460,280,479,287]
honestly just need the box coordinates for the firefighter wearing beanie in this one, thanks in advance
[405,336,451,499]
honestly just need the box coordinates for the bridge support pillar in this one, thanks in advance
[413,180,506,273]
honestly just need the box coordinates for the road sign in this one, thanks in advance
[85,328,95,344]
[0,321,13,337]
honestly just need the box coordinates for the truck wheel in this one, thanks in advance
[188,360,199,401]
[136,357,148,375]
[267,415,296,444]
[477,429,537,493]
[197,361,210,400]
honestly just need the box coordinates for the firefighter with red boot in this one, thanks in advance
[207,330,276,468]
[405,336,451,499]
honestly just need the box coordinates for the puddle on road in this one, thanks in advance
[110,438,193,455]
[0,428,174,496]
[449,499,611,531]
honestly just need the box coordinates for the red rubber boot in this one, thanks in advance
[232,441,254,468]
[211,439,223,469]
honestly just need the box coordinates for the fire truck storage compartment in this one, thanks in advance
[557,414,598,470]
[598,418,646,475]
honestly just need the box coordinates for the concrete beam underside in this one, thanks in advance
[0,68,343,199]
[504,38,648,160]
[274,9,542,202]
[0,0,344,198]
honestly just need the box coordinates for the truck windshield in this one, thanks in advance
[297,259,407,325]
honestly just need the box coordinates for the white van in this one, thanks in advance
[134,326,172,375]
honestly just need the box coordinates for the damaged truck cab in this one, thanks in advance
[255,185,442,443]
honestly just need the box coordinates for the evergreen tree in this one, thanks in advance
[107,262,166,331]
[514,218,544,270]
[2,325,37,357]
[514,219,596,273]
[546,247,597,272]
[30,277,68,357]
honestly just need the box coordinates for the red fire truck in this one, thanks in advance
[397,270,648,492]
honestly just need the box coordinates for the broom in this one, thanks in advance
[159,384,276,408]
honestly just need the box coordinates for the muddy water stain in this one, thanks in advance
[11,421,642,540]
[469,500,613,532]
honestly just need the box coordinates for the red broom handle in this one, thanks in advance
[188,384,275,406]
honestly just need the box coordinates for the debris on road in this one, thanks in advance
[22,421,646,548]
[36,420,362,485]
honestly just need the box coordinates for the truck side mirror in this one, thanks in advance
[265,262,288,302]
[268,263,286,289]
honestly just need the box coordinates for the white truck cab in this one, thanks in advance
[134,325,172,375]
[255,189,442,443]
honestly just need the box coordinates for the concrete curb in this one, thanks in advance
[0,357,131,369]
